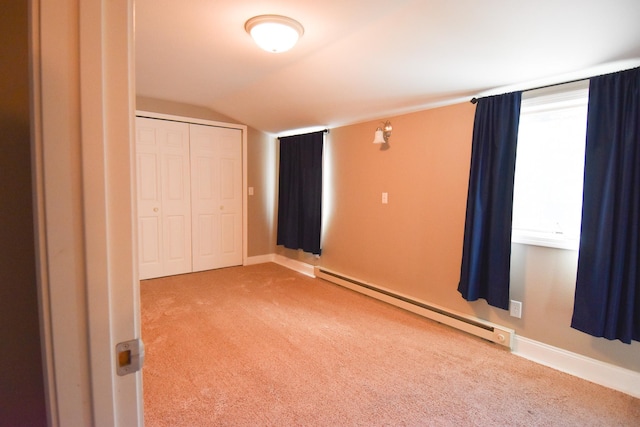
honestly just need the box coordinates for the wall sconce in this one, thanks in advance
[373,121,392,144]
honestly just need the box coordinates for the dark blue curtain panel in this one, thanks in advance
[458,92,522,310]
[572,67,640,344]
[277,131,324,255]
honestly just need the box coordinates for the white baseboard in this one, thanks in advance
[272,254,315,277]
[244,254,275,266]
[513,335,640,399]
[244,253,315,278]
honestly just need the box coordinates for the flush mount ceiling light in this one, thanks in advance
[245,15,304,53]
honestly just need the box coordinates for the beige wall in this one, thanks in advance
[0,1,47,424]
[246,127,277,256]
[137,96,240,124]
[315,102,640,373]
[135,96,276,257]
[321,104,473,295]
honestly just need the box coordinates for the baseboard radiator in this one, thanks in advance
[314,267,514,349]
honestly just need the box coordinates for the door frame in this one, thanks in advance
[31,0,142,425]
[135,111,249,265]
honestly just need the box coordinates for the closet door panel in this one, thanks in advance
[220,213,236,254]
[190,128,218,272]
[217,130,243,268]
[139,217,160,266]
[197,214,216,257]
[161,147,191,277]
[136,117,191,279]
[136,148,162,279]
[190,124,242,272]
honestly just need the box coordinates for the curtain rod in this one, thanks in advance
[469,76,591,104]
[277,128,329,139]
[468,64,640,104]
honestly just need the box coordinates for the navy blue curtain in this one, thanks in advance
[458,92,522,310]
[277,131,324,255]
[571,67,640,344]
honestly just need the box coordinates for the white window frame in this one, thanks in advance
[511,80,589,251]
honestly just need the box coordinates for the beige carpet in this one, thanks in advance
[141,263,639,426]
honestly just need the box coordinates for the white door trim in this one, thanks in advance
[136,110,249,265]
[31,0,142,425]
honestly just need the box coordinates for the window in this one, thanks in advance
[511,81,589,250]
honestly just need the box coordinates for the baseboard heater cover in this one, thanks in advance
[315,267,514,349]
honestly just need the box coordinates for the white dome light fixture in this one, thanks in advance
[245,15,304,53]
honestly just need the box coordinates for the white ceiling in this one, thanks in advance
[135,0,640,135]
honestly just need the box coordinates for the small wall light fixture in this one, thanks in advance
[373,121,392,144]
[245,15,304,53]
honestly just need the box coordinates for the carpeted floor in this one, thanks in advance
[141,263,640,426]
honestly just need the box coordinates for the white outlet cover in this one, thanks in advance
[510,300,522,318]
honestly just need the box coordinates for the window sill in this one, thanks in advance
[512,229,579,251]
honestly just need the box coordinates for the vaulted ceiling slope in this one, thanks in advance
[135,0,640,134]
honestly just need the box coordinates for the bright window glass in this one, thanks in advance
[512,81,589,250]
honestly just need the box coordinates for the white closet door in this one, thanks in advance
[136,117,192,279]
[190,124,243,271]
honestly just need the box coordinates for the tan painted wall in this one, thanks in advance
[135,96,276,257]
[136,96,240,124]
[315,102,640,373]
[246,127,277,256]
[0,1,47,424]
[321,104,473,295]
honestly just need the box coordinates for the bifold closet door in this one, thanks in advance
[189,124,243,271]
[136,117,192,280]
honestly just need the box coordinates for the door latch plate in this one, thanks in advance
[116,338,144,376]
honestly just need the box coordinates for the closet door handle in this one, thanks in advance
[153,207,159,212]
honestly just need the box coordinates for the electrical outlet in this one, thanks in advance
[510,300,522,318]
[382,192,388,204]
